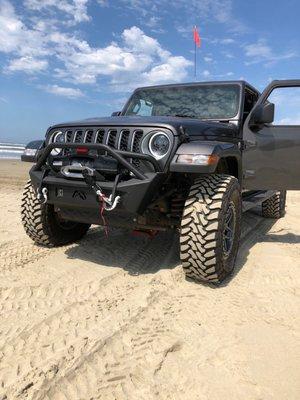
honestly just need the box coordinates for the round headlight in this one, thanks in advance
[149,132,170,159]
[50,131,65,155]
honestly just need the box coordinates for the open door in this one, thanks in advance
[243,80,300,190]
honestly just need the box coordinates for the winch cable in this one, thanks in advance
[82,168,121,236]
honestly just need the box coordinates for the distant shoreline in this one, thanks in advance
[0,143,25,160]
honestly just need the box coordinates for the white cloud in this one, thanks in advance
[142,56,192,85]
[6,56,48,73]
[122,0,233,24]
[220,38,235,44]
[120,0,247,37]
[244,39,297,66]
[0,0,50,76]
[244,40,272,59]
[223,51,235,59]
[202,70,211,78]
[0,1,192,91]
[277,116,300,125]
[144,16,161,29]
[122,26,166,57]
[208,37,235,45]
[54,26,192,88]
[0,0,48,56]
[97,0,108,6]
[24,0,90,24]
[204,56,213,63]
[44,85,84,98]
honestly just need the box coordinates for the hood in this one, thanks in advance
[50,115,238,138]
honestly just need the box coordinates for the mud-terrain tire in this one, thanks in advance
[180,175,242,284]
[21,180,90,246]
[262,190,286,219]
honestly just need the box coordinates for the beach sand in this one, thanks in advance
[0,160,299,400]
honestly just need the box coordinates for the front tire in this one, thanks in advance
[262,190,286,219]
[21,181,90,247]
[180,175,242,284]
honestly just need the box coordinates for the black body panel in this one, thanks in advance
[243,80,300,190]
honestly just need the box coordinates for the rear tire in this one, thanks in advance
[262,191,286,219]
[21,181,90,247]
[180,175,242,284]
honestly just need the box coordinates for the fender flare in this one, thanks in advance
[170,140,242,179]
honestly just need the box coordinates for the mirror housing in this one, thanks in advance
[21,140,44,163]
[251,102,275,125]
[111,111,121,116]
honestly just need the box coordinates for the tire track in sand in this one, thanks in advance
[0,232,178,400]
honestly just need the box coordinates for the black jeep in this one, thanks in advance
[21,80,300,283]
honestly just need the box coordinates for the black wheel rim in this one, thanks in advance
[223,202,236,258]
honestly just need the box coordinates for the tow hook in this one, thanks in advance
[37,187,48,204]
[95,187,121,212]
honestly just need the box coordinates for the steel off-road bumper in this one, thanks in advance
[29,142,166,226]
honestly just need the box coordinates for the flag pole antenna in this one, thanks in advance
[193,25,201,80]
[194,26,197,79]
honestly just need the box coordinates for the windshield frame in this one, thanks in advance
[121,81,244,122]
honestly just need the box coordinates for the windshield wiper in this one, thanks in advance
[170,114,198,119]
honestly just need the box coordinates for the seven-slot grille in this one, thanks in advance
[60,127,145,154]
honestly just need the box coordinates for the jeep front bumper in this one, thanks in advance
[29,142,165,215]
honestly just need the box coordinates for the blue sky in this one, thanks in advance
[0,0,299,143]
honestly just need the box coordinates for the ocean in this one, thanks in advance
[0,143,25,159]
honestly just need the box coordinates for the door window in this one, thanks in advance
[243,88,258,121]
[267,87,300,125]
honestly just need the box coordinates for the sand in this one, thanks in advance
[0,159,299,400]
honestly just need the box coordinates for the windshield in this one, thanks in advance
[123,84,240,120]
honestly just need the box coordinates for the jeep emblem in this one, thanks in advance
[72,190,87,200]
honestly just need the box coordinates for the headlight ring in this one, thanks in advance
[50,131,65,156]
[148,131,170,160]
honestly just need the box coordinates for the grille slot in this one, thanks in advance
[96,129,105,144]
[74,130,84,143]
[119,130,130,151]
[84,129,94,143]
[132,130,143,153]
[107,130,117,148]
[66,130,73,143]
[131,130,144,167]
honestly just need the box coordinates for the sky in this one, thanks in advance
[0,0,299,143]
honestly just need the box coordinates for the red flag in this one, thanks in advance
[193,26,201,48]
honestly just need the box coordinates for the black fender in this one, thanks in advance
[170,140,242,180]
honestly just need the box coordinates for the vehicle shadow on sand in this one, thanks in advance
[65,227,180,275]
[64,209,299,285]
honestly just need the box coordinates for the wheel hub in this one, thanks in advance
[223,202,236,258]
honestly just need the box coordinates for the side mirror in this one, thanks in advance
[111,111,121,116]
[21,140,44,163]
[251,102,275,125]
